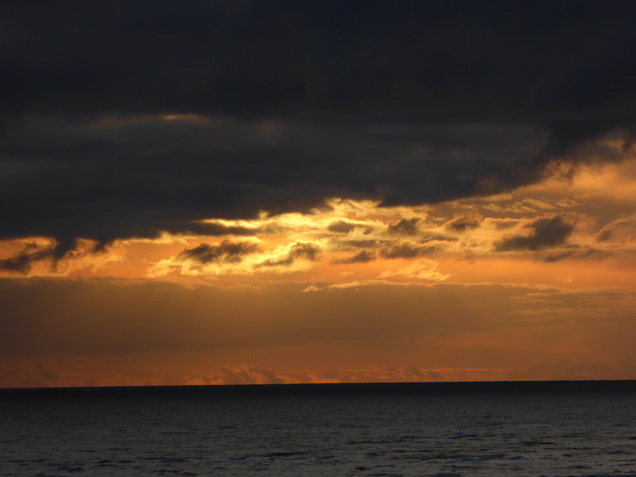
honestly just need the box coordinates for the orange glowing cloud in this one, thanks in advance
[1,151,636,388]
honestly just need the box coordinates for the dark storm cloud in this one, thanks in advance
[178,240,261,264]
[495,215,574,252]
[1,1,635,244]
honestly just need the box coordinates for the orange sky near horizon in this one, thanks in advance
[2,146,636,389]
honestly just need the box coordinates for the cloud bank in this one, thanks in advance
[0,1,635,250]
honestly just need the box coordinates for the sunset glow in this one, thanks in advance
[1,2,635,388]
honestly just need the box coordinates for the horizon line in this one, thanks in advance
[2,379,636,396]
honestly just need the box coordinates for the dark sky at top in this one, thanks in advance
[1,1,635,251]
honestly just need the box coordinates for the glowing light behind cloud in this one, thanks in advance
[1,1,635,388]
[1,155,635,387]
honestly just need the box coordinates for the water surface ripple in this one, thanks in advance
[1,383,635,476]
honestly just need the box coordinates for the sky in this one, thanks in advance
[1,1,636,388]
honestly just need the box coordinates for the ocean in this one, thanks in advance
[1,381,636,477]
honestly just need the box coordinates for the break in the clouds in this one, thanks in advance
[1,1,635,249]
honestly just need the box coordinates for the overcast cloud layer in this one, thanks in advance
[2,1,635,250]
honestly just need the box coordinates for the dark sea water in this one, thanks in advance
[1,382,636,477]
